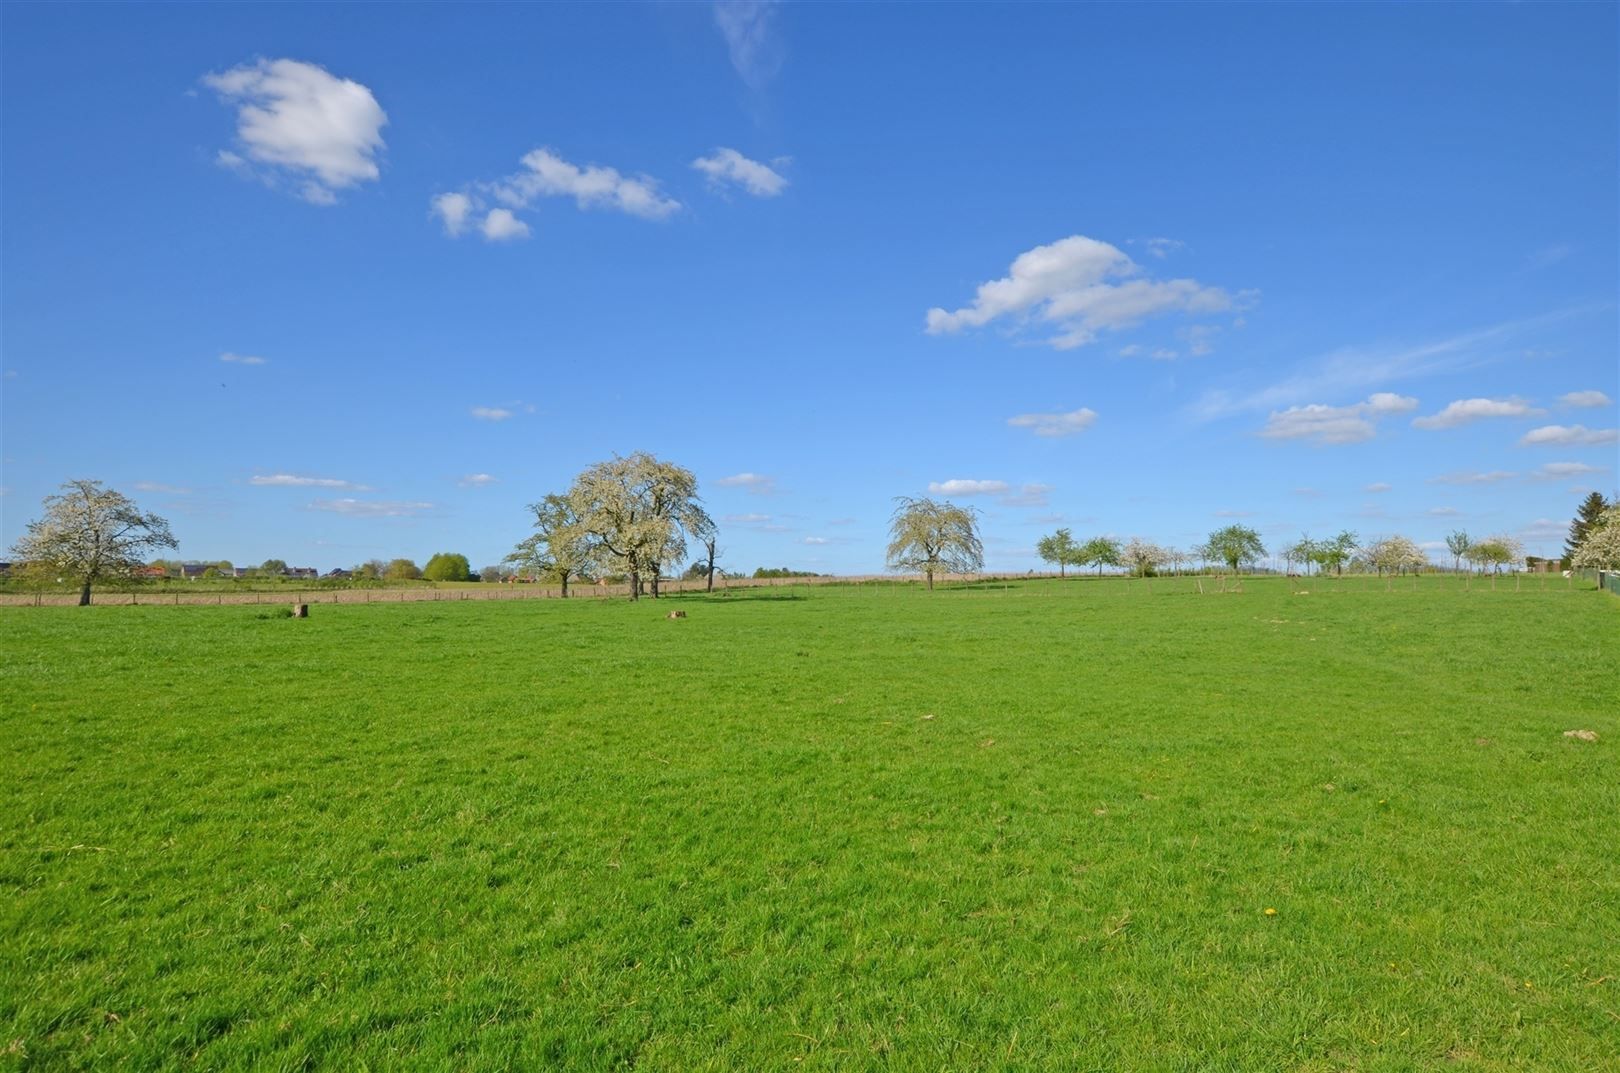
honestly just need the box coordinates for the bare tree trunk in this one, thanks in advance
[561,571,569,598]
[79,579,92,606]
[705,539,717,593]
[926,568,934,591]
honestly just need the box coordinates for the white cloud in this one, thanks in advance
[134,481,190,495]
[802,536,829,545]
[925,235,1247,350]
[1259,393,1418,445]
[692,148,787,197]
[1411,397,1545,430]
[431,192,473,236]
[458,473,498,487]
[1429,471,1519,485]
[1559,390,1612,408]
[724,512,772,524]
[1519,424,1618,447]
[1428,506,1462,516]
[928,479,1009,496]
[716,472,776,494]
[219,351,266,365]
[470,406,514,421]
[1364,482,1393,493]
[1007,407,1097,437]
[203,58,387,204]
[1189,309,1589,422]
[713,1,783,91]
[1181,324,1220,356]
[251,473,367,489]
[436,147,679,240]
[1532,461,1606,480]
[1520,518,1570,542]
[1143,237,1185,259]
[308,498,433,518]
[1001,483,1052,508]
[480,208,530,242]
[495,148,679,220]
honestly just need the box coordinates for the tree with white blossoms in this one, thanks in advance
[1121,537,1167,578]
[561,452,712,600]
[1467,534,1524,589]
[507,493,590,597]
[1364,535,1426,589]
[10,479,178,605]
[1570,505,1620,570]
[887,497,983,591]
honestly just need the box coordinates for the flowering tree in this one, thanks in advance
[10,479,178,605]
[1571,506,1620,570]
[1121,537,1167,578]
[887,497,983,590]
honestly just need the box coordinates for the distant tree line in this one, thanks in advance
[8,476,1616,605]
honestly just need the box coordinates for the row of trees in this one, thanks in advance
[11,478,1618,606]
[1036,524,1269,577]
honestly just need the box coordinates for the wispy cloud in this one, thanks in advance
[713,1,783,91]
[1412,397,1545,430]
[134,481,190,495]
[458,473,498,487]
[1364,482,1393,493]
[927,235,1249,351]
[308,498,433,518]
[203,58,387,205]
[1519,424,1618,447]
[1190,309,1586,421]
[1559,389,1612,408]
[251,473,368,490]
[470,406,513,421]
[219,351,266,365]
[928,479,1009,496]
[1007,407,1097,437]
[1527,243,1573,270]
[716,472,777,494]
[692,148,787,197]
[1000,483,1052,508]
[1429,470,1518,485]
[1259,393,1417,445]
[1531,461,1606,480]
[723,512,772,524]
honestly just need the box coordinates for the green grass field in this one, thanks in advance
[3,578,1616,1071]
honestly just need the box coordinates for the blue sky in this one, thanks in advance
[2,2,1616,574]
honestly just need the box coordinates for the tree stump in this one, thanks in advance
[291,603,308,618]
[667,610,686,619]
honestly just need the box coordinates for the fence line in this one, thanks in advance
[2,568,1612,607]
[0,571,1050,608]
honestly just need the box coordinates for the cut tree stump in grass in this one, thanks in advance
[667,610,687,619]
[291,603,308,618]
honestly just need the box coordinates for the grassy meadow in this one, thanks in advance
[2,577,1616,1071]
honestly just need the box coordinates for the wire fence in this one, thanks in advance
[2,568,1614,607]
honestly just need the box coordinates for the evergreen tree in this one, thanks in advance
[1565,492,1611,559]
